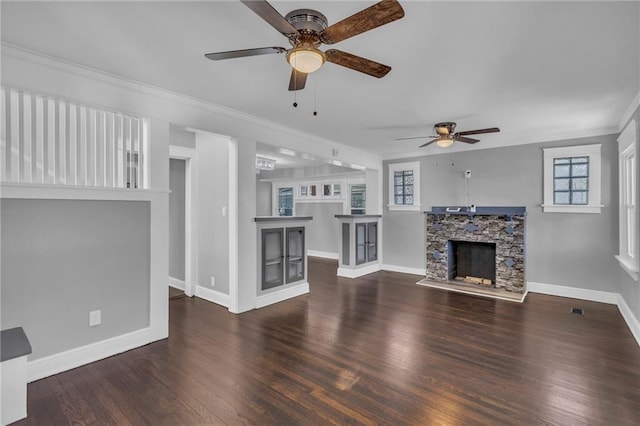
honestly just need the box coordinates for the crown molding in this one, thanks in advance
[381,126,618,161]
[619,90,640,131]
[1,42,382,168]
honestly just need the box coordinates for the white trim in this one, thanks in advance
[528,281,640,347]
[527,281,619,304]
[228,138,239,313]
[337,263,381,278]
[616,121,638,281]
[619,90,640,131]
[615,255,639,281]
[27,327,155,383]
[617,294,640,347]
[254,282,309,309]
[381,264,426,276]
[416,280,527,303]
[0,182,168,200]
[387,161,421,211]
[542,144,602,214]
[307,250,339,260]
[195,286,230,308]
[540,204,604,214]
[169,145,198,297]
[168,277,186,291]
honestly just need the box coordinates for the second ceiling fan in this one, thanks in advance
[204,0,405,91]
[397,122,501,148]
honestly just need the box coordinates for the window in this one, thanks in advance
[278,187,293,216]
[332,183,341,196]
[552,156,589,205]
[388,161,421,211]
[542,144,601,213]
[350,184,366,214]
[300,185,308,197]
[616,120,638,281]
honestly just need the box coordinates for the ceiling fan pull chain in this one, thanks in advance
[313,77,318,116]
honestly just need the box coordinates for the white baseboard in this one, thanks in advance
[381,264,426,276]
[168,276,186,291]
[255,282,309,309]
[195,285,230,308]
[528,281,640,347]
[307,250,339,260]
[27,327,157,383]
[617,294,640,347]
[527,281,619,304]
[337,263,381,278]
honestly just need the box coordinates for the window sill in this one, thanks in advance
[615,255,639,282]
[541,204,603,214]
[388,204,422,212]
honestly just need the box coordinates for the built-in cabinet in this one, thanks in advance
[255,216,312,308]
[355,222,378,264]
[335,215,382,278]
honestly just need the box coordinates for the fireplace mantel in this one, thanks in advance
[420,206,527,301]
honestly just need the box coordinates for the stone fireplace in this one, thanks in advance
[421,206,526,299]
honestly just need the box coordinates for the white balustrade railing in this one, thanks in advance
[1,87,147,189]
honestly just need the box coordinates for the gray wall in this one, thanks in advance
[256,179,272,216]
[170,126,196,149]
[169,159,186,281]
[383,134,619,292]
[1,199,150,360]
[197,133,230,294]
[295,202,343,254]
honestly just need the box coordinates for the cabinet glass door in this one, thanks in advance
[262,228,284,290]
[286,227,305,283]
[355,223,367,265]
[367,222,378,262]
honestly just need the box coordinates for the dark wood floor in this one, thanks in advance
[17,258,640,425]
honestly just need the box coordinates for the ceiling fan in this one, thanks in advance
[396,122,501,148]
[204,0,405,91]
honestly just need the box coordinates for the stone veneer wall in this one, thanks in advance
[425,213,526,293]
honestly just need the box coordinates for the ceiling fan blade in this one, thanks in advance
[240,1,299,37]
[320,0,405,45]
[325,49,391,78]
[455,127,500,136]
[455,136,480,144]
[288,69,307,91]
[205,47,286,61]
[419,140,437,148]
[395,135,436,141]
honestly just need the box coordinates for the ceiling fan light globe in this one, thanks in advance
[436,137,454,148]
[287,47,325,73]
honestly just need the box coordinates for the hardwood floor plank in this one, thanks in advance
[16,258,640,425]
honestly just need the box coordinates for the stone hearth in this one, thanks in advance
[423,206,526,297]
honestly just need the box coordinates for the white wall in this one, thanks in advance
[196,132,231,295]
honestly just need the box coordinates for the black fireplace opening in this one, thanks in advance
[448,240,496,284]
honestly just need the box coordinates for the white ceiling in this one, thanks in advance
[2,1,638,159]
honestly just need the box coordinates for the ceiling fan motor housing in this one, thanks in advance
[285,9,328,34]
[435,122,456,135]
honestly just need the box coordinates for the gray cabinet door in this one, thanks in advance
[355,222,378,265]
[285,227,305,283]
[262,228,284,290]
[367,222,378,262]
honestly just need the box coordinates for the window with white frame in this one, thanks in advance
[616,120,638,281]
[542,144,602,213]
[388,161,421,211]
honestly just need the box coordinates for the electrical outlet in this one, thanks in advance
[210,276,215,287]
[89,310,101,327]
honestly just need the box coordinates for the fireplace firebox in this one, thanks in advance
[448,240,496,284]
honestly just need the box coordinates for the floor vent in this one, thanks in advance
[571,307,584,315]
